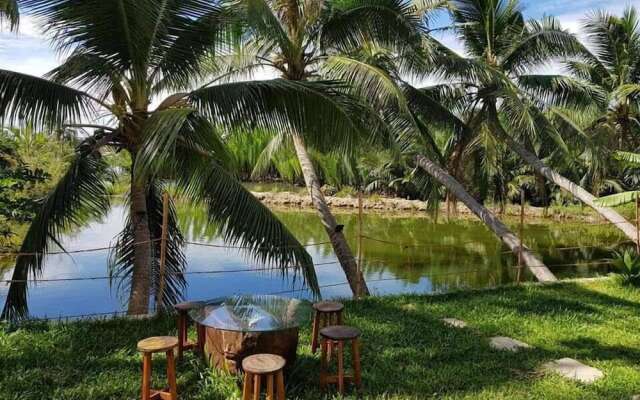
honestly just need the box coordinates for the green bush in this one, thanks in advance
[612,249,640,287]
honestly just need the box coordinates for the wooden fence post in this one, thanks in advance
[157,192,170,312]
[517,190,525,283]
[357,191,363,300]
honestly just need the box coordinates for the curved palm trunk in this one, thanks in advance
[291,134,370,297]
[128,180,152,315]
[487,110,639,244]
[415,154,557,282]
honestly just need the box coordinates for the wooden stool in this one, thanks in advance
[241,354,286,400]
[311,301,344,354]
[174,301,205,360]
[319,326,362,394]
[137,336,179,400]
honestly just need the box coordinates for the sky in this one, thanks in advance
[0,1,638,79]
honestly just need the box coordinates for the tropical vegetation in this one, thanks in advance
[2,0,640,319]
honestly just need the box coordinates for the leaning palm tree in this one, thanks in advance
[216,0,425,296]
[0,0,376,320]
[324,40,556,281]
[442,0,639,244]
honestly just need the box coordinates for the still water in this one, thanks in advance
[0,203,627,319]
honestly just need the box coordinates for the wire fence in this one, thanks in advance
[0,209,633,322]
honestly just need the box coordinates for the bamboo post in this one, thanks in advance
[157,192,170,312]
[517,190,525,283]
[356,191,363,300]
[636,192,640,255]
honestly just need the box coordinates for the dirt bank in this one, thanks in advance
[251,191,602,221]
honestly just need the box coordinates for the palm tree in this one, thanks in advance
[217,0,426,297]
[0,0,377,320]
[548,7,640,196]
[441,0,639,244]
[318,22,556,280]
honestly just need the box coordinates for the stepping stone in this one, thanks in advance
[489,336,531,352]
[542,358,603,384]
[442,318,467,328]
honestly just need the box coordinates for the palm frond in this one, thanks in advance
[517,74,608,109]
[595,191,640,207]
[166,144,319,294]
[320,0,424,52]
[0,69,101,129]
[109,182,186,311]
[1,133,115,320]
[614,151,640,165]
[0,0,19,31]
[502,16,584,74]
[189,79,377,154]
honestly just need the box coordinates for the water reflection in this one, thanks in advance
[0,203,627,318]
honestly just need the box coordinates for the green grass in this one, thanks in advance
[3,278,640,399]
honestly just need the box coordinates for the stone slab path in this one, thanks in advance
[542,358,603,384]
[489,336,531,352]
[442,318,467,328]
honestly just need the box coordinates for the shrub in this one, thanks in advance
[612,249,640,287]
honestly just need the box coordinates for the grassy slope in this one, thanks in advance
[2,279,640,399]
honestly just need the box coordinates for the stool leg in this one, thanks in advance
[276,370,285,400]
[327,340,333,363]
[141,353,152,400]
[253,374,261,400]
[177,312,185,361]
[337,341,345,395]
[242,372,253,400]
[266,374,274,400]
[337,310,343,325]
[320,338,328,389]
[311,311,320,354]
[166,349,178,400]
[352,338,362,388]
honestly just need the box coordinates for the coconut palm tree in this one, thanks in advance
[547,7,640,197]
[441,0,639,244]
[323,37,556,281]
[0,0,378,320]
[216,0,427,296]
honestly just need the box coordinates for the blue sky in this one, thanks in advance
[0,0,638,78]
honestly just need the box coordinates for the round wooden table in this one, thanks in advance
[189,295,311,374]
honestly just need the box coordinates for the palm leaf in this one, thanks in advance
[0,0,19,31]
[189,79,377,154]
[0,69,101,129]
[517,74,608,109]
[595,191,640,207]
[109,182,186,311]
[614,151,640,165]
[1,134,115,320]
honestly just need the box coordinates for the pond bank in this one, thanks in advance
[3,278,639,399]
[252,190,606,221]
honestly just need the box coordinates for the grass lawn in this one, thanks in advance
[3,278,640,399]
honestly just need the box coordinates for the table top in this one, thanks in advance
[189,295,312,333]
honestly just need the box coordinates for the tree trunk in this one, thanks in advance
[487,110,639,244]
[415,154,557,282]
[128,180,152,315]
[291,134,370,297]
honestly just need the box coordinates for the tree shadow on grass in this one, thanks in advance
[286,299,557,399]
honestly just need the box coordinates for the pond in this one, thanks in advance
[0,201,628,319]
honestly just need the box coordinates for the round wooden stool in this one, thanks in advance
[241,354,286,400]
[174,301,205,360]
[311,301,344,354]
[319,325,362,394]
[137,336,179,400]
